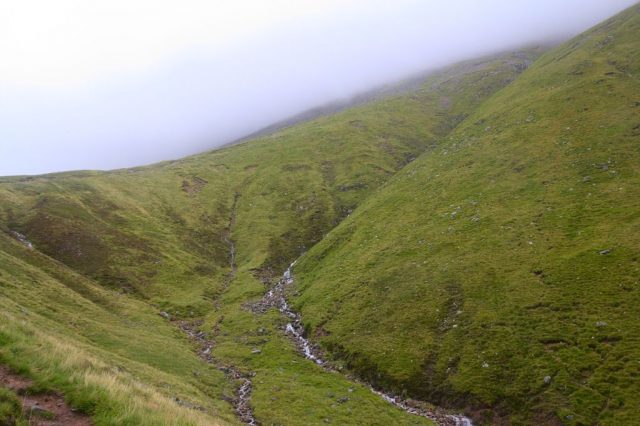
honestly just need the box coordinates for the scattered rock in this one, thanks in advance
[30,404,55,419]
[11,231,34,250]
[599,249,612,255]
[175,319,257,424]
[159,311,171,320]
[482,362,489,368]
[544,376,552,385]
[173,397,206,412]
[583,175,591,182]
[337,396,350,403]
[251,349,262,354]
[596,321,608,327]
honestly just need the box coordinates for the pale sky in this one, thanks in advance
[0,0,636,176]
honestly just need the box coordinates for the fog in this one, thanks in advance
[0,0,636,176]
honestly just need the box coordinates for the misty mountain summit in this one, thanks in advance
[1,2,640,425]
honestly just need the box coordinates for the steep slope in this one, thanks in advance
[0,231,236,425]
[0,50,537,424]
[292,5,640,425]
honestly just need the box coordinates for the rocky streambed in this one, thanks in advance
[160,316,258,425]
[253,262,473,426]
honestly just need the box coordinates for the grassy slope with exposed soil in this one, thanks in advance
[293,5,640,425]
[0,49,536,425]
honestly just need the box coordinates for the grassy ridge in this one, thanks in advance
[0,231,235,425]
[293,5,640,424]
[0,50,536,424]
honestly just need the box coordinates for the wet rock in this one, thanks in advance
[11,231,34,249]
[29,405,54,419]
[264,261,474,426]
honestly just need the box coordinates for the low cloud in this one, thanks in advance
[0,0,636,175]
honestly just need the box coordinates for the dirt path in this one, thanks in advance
[250,262,473,426]
[0,365,92,426]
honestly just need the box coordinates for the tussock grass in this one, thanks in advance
[0,310,228,425]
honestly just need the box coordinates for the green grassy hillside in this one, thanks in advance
[0,49,537,425]
[0,230,235,425]
[293,5,640,425]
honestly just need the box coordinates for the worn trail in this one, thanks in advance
[0,365,92,426]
